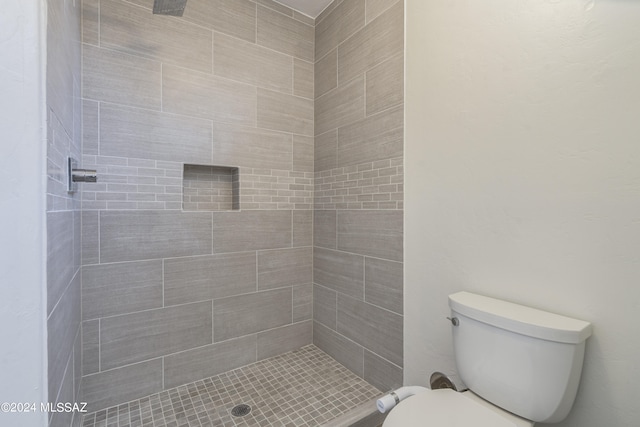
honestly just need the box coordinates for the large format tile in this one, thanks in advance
[293,284,312,322]
[364,349,402,392]
[366,0,399,23]
[257,88,314,136]
[313,210,337,249]
[365,54,403,116]
[294,59,314,99]
[293,210,313,247]
[258,247,312,290]
[164,252,257,306]
[81,359,163,412]
[101,301,213,370]
[100,211,212,263]
[82,100,99,155]
[214,33,292,94]
[100,0,213,73]
[315,49,337,99]
[257,321,312,360]
[47,211,75,315]
[48,273,80,404]
[257,5,314,62]
[313,321,363,377]
[313,284,337,330]
[337,295,403,367]
[337,104,403,167]
[313,247,364,299]
[315,75,365,136]
[213,288,292,342]
[163,65,256,125]
[315,0,365,62]
[180,0,256,43]
[211,122,292,170]
[82,260,163,320]
[82,320,100,375]
[314,130,338,172]
[83,44,161,110]
[338,1,403,84]
[163,335,257,389]
[337,210,403,261]
[212,210,291,253]
[365,257,403,315]
[293,134,314,173]
[99,103,212,164]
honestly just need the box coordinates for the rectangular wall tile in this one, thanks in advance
[257,6,314,62]
[337,104,403,167]
[101,301,213,370]
[82,100,99,155]
[337,295,403,367]
[365,54,403,116]
[213,288,292,342]
[315,130,338,172]
[313,321,364,377]
[164,252,257,306]
[315,48,337,99]
[315,0,365,62]
[163,335,257,389]
[293,134,314,173]
[181,0,256,43]
[257,321,312,360]
[258,247,312,290]
[82,260,163,320]
[293,284,312,322]
[294,59,314,99]
[214,33,292,94]
[99,103,212,164]
[293,210,312,247]
[364,349,403,392]
[313,210,337,249]
[313,247,363,299]
[82,0,99,45]
[365,258,403,315]
[81,359,163,412]
[315,75,364,136]
[338,1,403,84]
[212,122,292,170]
[313,284,337,330]
[48,273,80,403]
[100,211,212,263]
[212,210,291,253]
[337,210,402,261]
[83,44,161,110]
[163,64,256,125]
[258,88,314,136]
[366,0,399,23]
[47,211,75,315]
[82,320,100,376]
[100,0,213,73]
[49,351,75,427]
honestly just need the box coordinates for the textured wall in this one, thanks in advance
[79,0,314,412]
[46,0,83,425]
[312,0,404,392]
[406,1,640,426]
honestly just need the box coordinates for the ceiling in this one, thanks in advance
[272,0,334,18]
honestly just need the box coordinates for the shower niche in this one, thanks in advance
[182,164,239,211]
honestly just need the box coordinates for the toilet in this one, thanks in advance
[382,291,592,426]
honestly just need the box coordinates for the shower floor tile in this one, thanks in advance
[82,345,382,427]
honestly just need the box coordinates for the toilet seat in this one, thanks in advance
[382,389,534,427]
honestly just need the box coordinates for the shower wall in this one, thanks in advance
[79,0,314,411]
[312,0,404,391]
[47,0,83,426]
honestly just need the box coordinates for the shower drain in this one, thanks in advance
[231,403,252,417]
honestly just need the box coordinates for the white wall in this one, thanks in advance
[405,1,640,426]
[0,1,48,426]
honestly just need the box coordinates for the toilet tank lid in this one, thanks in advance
[449,292,592,344]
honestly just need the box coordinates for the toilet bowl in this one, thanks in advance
[379,292,592,426]
[383,388,533,427]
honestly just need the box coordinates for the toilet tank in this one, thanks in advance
[449,292,592,424]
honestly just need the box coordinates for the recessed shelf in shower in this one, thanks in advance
[182,164,239,211]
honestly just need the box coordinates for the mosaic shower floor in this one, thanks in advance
[82,345,382,427]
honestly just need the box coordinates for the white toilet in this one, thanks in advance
[382,291,592,426]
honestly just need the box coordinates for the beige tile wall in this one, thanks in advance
[313,0,404,393]
[80,0,314,412]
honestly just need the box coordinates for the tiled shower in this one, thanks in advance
[46,0,404,425]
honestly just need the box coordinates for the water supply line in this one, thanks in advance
[376,386,429,414]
